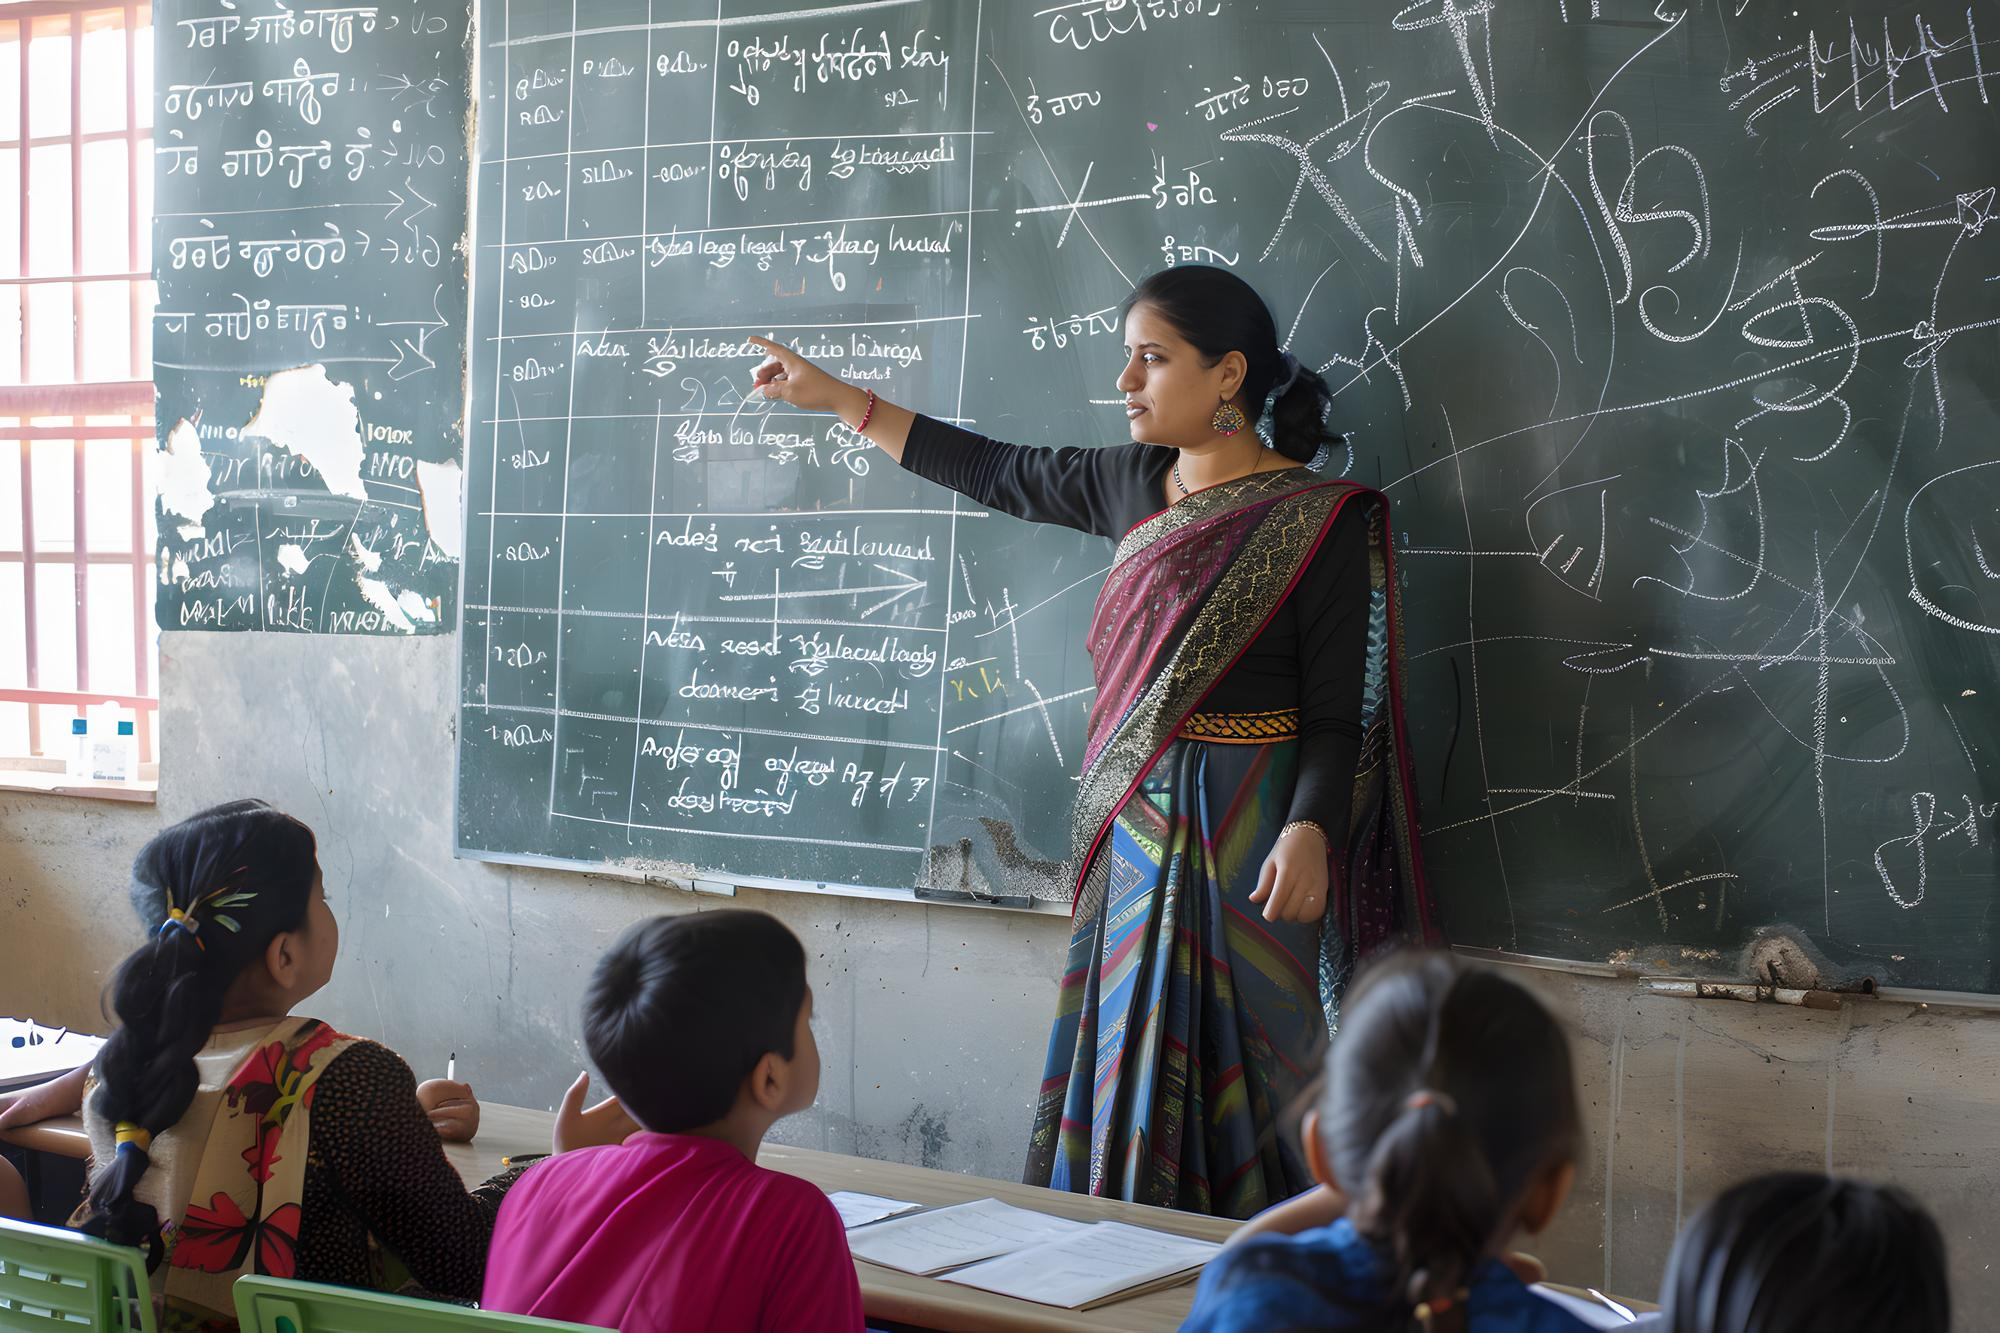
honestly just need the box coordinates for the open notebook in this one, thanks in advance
[940,1219,1223,1310]
[845,1199,1088,1275]
[825,1191,924,1230]
[844,1198,1221,1309]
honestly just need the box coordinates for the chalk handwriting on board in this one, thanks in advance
[153,5,468,634]
[455,0,1999,988]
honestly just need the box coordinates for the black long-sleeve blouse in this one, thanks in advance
[901,414,1367,850]
[297,1041,524,1297]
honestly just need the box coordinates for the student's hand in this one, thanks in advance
[415,1079,481,1143]
[0,1062,91,1129]
[553,1072,641,1154]
[1228,1183,1350,1246]
[1249,826,1332,923]
[746,336,870,419]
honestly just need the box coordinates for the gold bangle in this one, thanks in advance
[1279,819,1330,849]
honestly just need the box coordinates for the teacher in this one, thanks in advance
[748,266,1434,1219]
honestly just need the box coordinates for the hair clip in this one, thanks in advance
[1404,1088,1460,1116]
[157,882,260,951]
[113,1121,153,1152]
[158,906,205,951]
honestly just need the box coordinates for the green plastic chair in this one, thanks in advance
[232,1276,607,1333]
[0,1216,156,1332]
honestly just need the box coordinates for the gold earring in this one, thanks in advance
[1211,399,1247,436]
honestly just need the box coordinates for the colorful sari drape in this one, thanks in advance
[1024,468,1434,1218]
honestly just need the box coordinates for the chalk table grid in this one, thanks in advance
[456,0,1029,897]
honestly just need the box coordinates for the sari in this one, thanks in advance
[1024,467,1434,1218]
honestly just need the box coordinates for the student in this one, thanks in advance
[1182,951,1592,1332]
[482,910,863,1333]
[1657,1172,1949,1333]
[71,799,615,1328]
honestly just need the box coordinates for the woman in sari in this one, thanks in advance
[748,266,1433,1219]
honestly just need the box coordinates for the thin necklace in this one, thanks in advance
[1175,448,1266,497]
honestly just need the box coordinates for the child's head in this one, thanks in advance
[82,799,329,1254]
[1660,1173,1949,1333]
[1311,952,1580,1318]
[583,910,817,1136]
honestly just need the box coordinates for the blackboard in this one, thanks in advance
[153,2,468,633]
[455,0,2000,991]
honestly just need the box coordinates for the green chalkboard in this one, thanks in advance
[456,0,2000,991]
[153,2,469,633]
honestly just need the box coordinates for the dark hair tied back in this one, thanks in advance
[1121,265,1343,466]
[80,799,318,1266]
[1321,952,1582,1333]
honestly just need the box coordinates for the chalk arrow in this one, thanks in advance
[717,565,926,618]
[379,284,448,382]
[385,179,436,239]
[860,563,928,618]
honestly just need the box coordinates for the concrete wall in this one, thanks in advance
[5,630,1997,1322]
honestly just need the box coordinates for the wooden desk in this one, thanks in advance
[4,1106,1655,1329]
[470,1105,1236,1333]
[0,1115,89,1159]
[5,1105,1227,1332]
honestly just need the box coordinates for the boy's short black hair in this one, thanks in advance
[583,910,808,1133]
[1661,1172,1949,1333]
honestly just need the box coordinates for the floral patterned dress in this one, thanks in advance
[82,1017,520,1331]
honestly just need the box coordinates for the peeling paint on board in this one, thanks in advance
[156,419,215,539]
[155,362,462,634]
[416,460,465,564]
[242,366,368,503]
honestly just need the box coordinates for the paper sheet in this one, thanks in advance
[1532,1285,1653,1328]
[826,1191,923,1230]
[845,1198,1090,1276]
[940,1220,1222,1308]
[0,1019,105,1092]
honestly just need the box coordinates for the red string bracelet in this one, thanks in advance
[856,388,877,433]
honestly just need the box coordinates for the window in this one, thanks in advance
[0,0,156,788]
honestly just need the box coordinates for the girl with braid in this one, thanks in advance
[69,800,626,1330]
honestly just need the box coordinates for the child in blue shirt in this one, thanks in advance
[1182,951,1591,1333]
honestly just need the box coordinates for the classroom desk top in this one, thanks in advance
[4,1104,1654,1330]
[4,1103,1231,1332]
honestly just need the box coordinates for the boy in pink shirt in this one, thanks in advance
[483,911,864,1333]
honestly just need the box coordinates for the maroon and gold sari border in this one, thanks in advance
[1111,464,1325,574]
[1071,478,1365,912]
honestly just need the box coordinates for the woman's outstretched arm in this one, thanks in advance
[746,334,1148,538]
[747,334,917,462]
